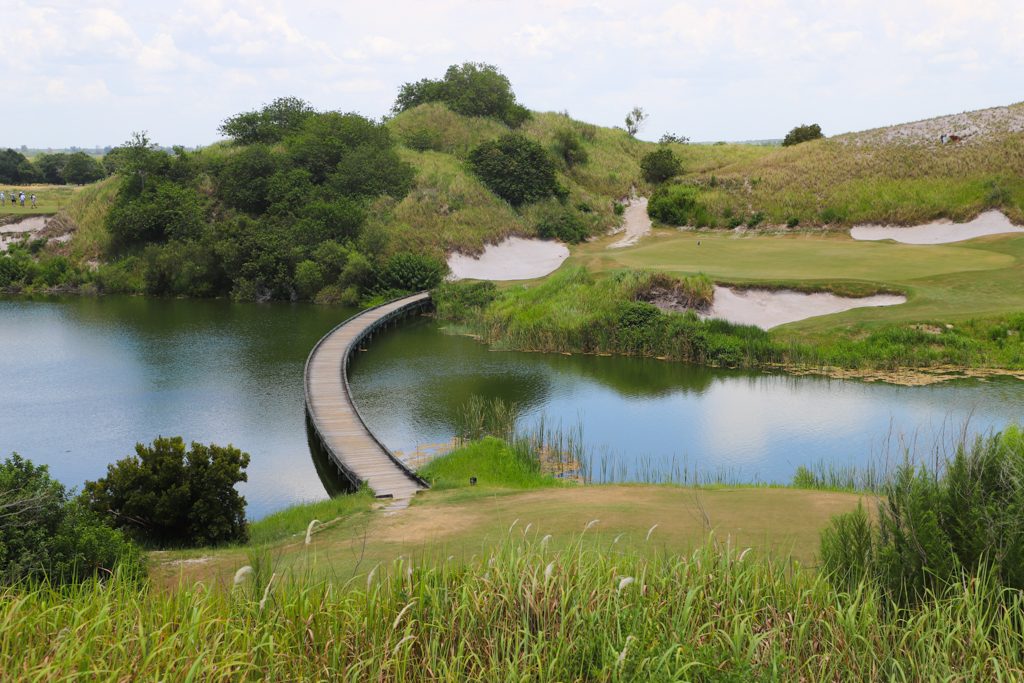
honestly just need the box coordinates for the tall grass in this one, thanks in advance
[3,532,1022,680]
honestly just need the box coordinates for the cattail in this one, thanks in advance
[305,519,320,545]
[613,533,625,544]
[617,576,635,592]
[544,562,555,581]
[541,534,552,547]
[524,522,533,535]
[584,519,600,532]
[645,524,658,541]
[232,565,253,586]
[392,600,417,631]
[366,564,379,589]
[738,547,752,562]
[508,518,520,534]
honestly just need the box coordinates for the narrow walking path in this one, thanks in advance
[304,293,431,500]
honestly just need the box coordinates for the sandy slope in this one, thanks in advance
[851,210,1024,244]
[608,196,651,249]
[703,286,906,330]
[447,237,569,281]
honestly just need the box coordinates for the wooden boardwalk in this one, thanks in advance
[304,292,431,499]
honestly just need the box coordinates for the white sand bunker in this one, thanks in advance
[851,210,1024,245]
[447,237,569,281]
[703,286,906,330]
[609,196,651,249]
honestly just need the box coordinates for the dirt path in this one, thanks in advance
[609,196,651,249]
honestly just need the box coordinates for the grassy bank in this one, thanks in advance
[433,265,1024,377]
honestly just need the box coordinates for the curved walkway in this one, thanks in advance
[304,292,431,499]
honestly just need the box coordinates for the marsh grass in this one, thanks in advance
[4,531,1023,680]
[247,488,376,546]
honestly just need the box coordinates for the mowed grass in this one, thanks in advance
[0,184,84,217]
[573,228,1024,335]
[152,481,865,590]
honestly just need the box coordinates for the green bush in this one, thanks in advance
[377,252,447,292]
[469,134,561,206]
[782,123,824,147]
[640,147,682,183]
[646,184,707,225]
[433,280,498,320]
[1,454,142,584]
[82,437,250,548]
[393,62,530,127]
[551,128,588,169]
[820,426,1024,603]
[535,204,589,243]
[63,152,107,185]
[219,96,316,145]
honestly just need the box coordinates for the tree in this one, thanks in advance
[659,133,690,144]
[1,454,141,584]
[377,252,447,292]
[82,437,250,548]
[392,62,530,127]
[625,107,647,137]
[782,123,824,146]
[469,134,561,206]
[35,153,69,184]
[63,152,107,184]
[640,147,682,183]
[220,96,316,145]
[0,149,38,183]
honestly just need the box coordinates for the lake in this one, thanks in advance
[3,297,1022,517]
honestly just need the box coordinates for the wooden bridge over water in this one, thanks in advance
[304,292,432,500]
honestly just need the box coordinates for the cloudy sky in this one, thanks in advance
[3,0,1022,148]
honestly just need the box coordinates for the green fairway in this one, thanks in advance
[0,184,84,217]
[573,228,1024,335]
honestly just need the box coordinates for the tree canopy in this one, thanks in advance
[783,123,824,146]
[393,62,530,127]
[469,134,561,206]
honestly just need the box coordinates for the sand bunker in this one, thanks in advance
[703,286,906,330]
[447,237,569,281]
[851,210,1024,245]
[0,216,57,252]
[609,196,651,248]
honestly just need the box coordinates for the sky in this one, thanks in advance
[2,0,1022,148]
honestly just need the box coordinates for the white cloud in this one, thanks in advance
[1,0,1021,147]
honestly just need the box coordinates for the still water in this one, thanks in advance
[2,297,1023,517]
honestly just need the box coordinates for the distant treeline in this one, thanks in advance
[0,148,109,185]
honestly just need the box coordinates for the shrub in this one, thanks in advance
[820,426,1024,603]
[551,128,588,169]
[219,96,316,144]
[82,437,250,548]
[647,184,707,225]
[640,148,682,183]
[294,260,325,299]
[786,217,800,228]
[377,252,447,292]
[63,152,107,185]
[217,144,279,214]
[535,204,589,243]
[107,179,205,249]
[433,281,498,320]
[1,454,141,584]
[782,123,824,147]
[393,62,530,127]
[469,134,561,206]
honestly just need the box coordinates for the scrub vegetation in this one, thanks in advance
[4,424,1024,679]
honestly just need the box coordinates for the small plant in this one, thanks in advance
[646,185,708,226]
[746,212,765,228]
[786,216,800,228]
[658,132,690,144]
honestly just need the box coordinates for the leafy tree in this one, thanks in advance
[0,149,39,183]
[220,96,316,144]
[625,107,647,137]
[35,153,69,184]
[107,179,204,249]
[294,259,325,298]
[782,123,824,146]
[1,453,141,584]
[82,437,250,548]
[217,144,279,213]
[469,134,561,206]
[551,128,589,169]
[63,152,107,184]
[377,252,447,291]
[640,147,683,183]
[393,62,530,127]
